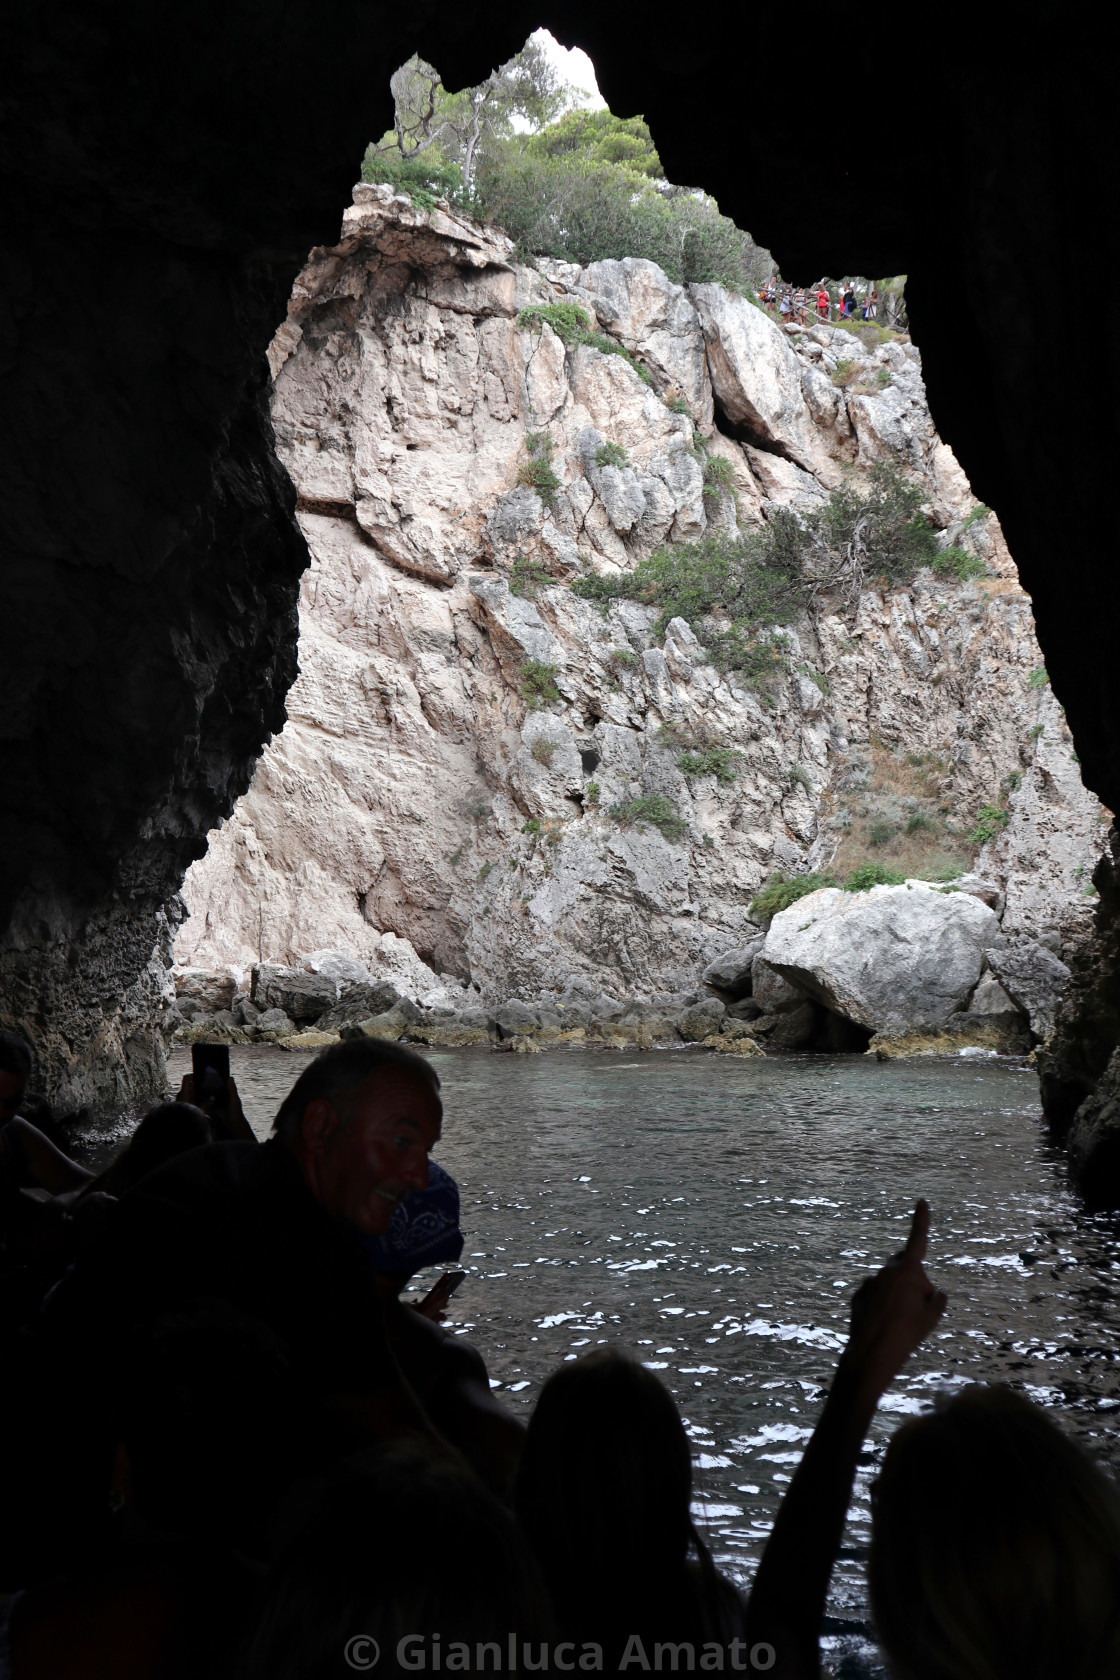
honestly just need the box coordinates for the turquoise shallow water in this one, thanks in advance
[169,1043,1120,1675]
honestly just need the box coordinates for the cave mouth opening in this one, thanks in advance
[727,993,875,1056]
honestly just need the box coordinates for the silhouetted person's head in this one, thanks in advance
[517,1347,703,1629]
[246,1442,548,1679]
[870,1384,1120,1680]
[97,1101,211,1196]
[0,1031,32,1123]
[272,1040,442,1237]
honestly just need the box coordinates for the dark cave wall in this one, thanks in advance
[2,3,1118,1127]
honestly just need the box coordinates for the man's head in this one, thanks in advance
[0,1032,32,1124]
[273,1040,442,1236]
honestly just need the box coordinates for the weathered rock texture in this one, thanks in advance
[763,883,1001,1038]
[177,190,1103,1023]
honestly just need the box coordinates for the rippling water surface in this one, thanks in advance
[170,1043,1120,1674]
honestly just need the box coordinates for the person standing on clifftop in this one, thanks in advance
[816,284,829,320]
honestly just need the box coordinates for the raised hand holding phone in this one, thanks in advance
[415,1269,467,1322]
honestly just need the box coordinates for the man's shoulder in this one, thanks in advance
[123,1138,301,1221]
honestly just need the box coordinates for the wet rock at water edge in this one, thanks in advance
[251,963,338,1023]
[340,999,423,1041]
[983,939,1071,1042]
[173,967,238,1017]
[702,938,766,1000]
[315,981,403,1033]
[1067,1047,1120,1207]
[494,1000,541,1039]
[676,996,726,1041]
[256,1007,296,1037]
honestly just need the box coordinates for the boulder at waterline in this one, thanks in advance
[702,938,766,1000]
[251,963,337,1022]
[255,1008,296,1037]
[763,882,1002,1038]
[173,967,238,1016]
[983,939,1071,1041]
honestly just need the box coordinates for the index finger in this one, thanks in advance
[904,1198,930,1261]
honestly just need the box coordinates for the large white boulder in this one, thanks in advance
[763,883,1002,1037]
[688,284,829,475]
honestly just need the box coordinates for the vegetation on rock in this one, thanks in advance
[518,304,651,382]
[519,661,561,709]
[969,803,1011,845]
[609,794,688,841]
[509,557,552,599]
[516,432,561,509]
[677,744,742,784]
[749,871,839,927]
[933,546,986,582]
[572,465,939,689]
[595,440,630,469]
[844,862,906,892]
[363,41,771,295]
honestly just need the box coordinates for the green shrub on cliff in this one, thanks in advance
[517,305,651,383]
[677,744,742,784]
[750,870,838,927]
[516,432,561,510]
[843,862,906,892]
[510,557,551,599]
[609,794,688,842]
[596,440,630,469]
[571,465,939,688]
[517,302,591,344]
[519,661,561,709]
[933,546,985,582]
[968,804,1010,845]
[481,153,769,294]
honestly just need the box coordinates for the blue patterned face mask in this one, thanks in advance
[357,1160,464,1275]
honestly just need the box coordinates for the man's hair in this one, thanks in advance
[0,1032,33,1079]
[272,1038,440,1141]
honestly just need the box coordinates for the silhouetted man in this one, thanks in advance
[45,1039,440,1423]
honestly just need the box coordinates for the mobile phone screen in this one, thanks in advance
[191,1042,230,1085]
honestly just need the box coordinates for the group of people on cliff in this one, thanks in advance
[758,280,878,327]
[1,1025,1119,1679]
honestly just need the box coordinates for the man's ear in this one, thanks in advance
[299,1097,338,1155]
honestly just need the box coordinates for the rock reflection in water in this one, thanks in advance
[169,1044,1120,1677]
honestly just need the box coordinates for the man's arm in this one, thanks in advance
[2,1118,94,1195]
[743,1200,947,1680]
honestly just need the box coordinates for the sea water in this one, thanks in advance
[168,1043,1120,1675]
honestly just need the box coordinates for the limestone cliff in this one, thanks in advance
[175,185,1105,1013]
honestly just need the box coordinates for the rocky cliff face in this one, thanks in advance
[174,186,1105,1020]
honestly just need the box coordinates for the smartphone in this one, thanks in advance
[191,1042,230,1107]
[416,1270,467,1315]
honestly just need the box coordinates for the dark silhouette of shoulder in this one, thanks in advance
[44,1138,393,1392]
